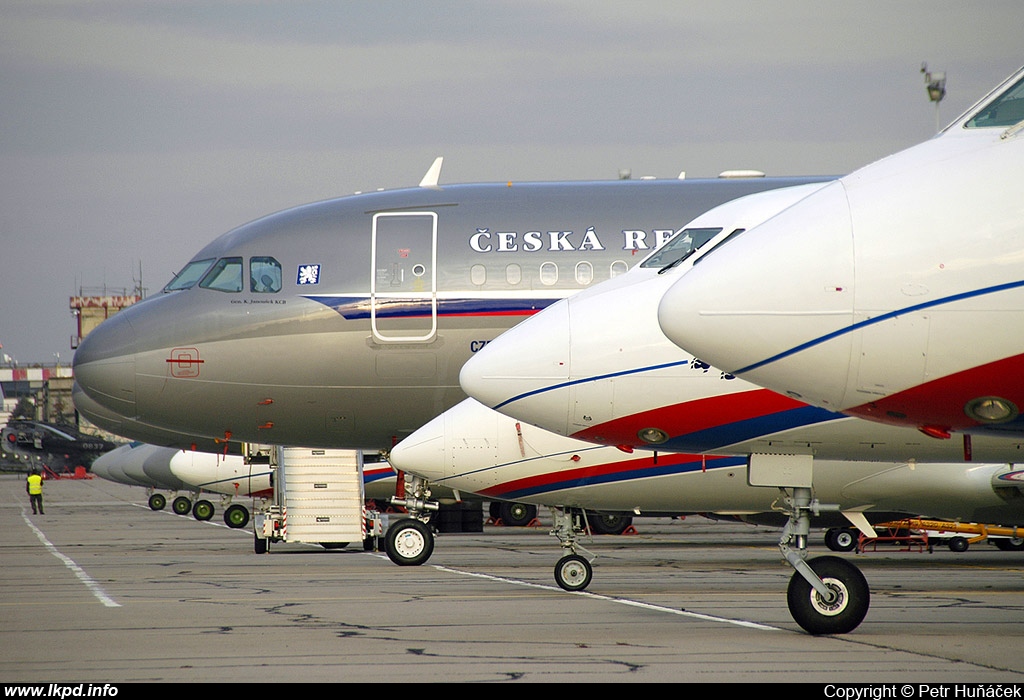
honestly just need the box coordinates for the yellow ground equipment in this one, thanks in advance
[859,518,1024,553]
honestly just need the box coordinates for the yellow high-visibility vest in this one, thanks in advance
[27,473,42,495]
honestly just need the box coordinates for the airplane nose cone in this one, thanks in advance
[459,301,571,425]
[89,449,117,482]
[73,311,137,418]
[167,449,217,490]
[657,180,855,405]
[143,447,188,491]
[388,412,448,481]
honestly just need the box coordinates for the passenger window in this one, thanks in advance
[610,260,629,278]
[539,262,558,286]
[470,264,486,286]
[199,257,243,293]
[575,261,594,286]
[505,263,522,285]
[250,257,282,293]
[163,258,216,292]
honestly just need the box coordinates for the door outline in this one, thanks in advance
[370,211,438,342]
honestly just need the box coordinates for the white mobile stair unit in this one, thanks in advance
[254,446,379,553]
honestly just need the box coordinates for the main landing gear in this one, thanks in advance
[157,491,250,529]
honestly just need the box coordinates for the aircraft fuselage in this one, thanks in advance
[74,177,829,451]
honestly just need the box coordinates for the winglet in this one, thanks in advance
[419,156,443,187]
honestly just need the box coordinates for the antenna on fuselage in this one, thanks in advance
[419,156,444,187]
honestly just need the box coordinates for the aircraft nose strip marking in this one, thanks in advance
[492,360,690,410]
[733,279,1024,375]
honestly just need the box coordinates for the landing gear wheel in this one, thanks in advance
[192,499,214,521]
[588,512,633,535]
[994,537,1024,551]
[498,501,537,527]
[825,528,858,552]
[948,536,969,553]
[385,519,434,566]
[554,554,593,592]
[223,504,249,529]
[254,533,268,554]
[172,496,192,515]
[148,493,166,511]
[787,555,869,635]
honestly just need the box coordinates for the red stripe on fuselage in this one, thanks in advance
[570,388,805,446]
[845,353,1024,431]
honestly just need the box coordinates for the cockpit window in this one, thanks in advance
[250,257,282,293]
[966,74,1024,128]
[198,257,243,293]
[162,258,216,292]
[640,227,722,269]
[692,228,746,266]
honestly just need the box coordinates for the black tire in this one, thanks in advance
[488,501,502,519]
[384,519,434,566]
[148,493,166,511]
[948,536,969,553]
[498,501,537,527]
[254,533,268,554]
[554,554,593,592]
[993,537,1024,551]
[825,528,858,552]
[223,504,249,529]
[192,499,214,521]
[587,512,633,535]
[786,556,870,635]
[172,496,192,515]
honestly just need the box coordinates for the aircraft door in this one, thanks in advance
[371,212,437,342]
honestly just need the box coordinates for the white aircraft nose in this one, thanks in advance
[387,412,449,481]
[459,301,572,428]
[657,180,856,407]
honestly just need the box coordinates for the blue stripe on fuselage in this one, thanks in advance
[657,404,844,453]
[490,455,749,501]
[735,279,1024,375]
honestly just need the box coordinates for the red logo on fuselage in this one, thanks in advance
[167,348,203,378]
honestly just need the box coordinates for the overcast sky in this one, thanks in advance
[0,1,1020,366]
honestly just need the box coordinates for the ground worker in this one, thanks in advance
[26,468,43,515]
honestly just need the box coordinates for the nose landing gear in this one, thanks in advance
[779,486,870,634]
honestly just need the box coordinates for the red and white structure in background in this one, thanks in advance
[0,365,74,383]
[70,294,141,349]
[0,364,73,380]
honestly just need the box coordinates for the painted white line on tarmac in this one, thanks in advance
[23,510,121,607]
[431,564,783,631]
